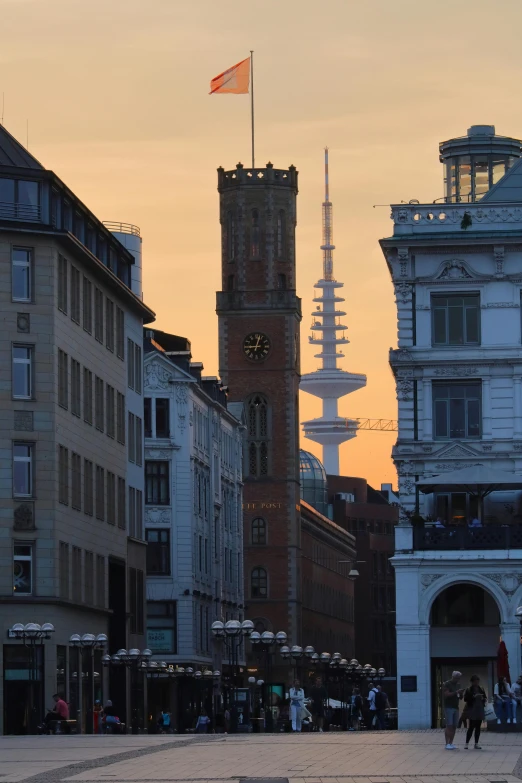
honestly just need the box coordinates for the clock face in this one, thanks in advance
[243,332,271,361]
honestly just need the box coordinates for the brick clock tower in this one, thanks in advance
[216,162,302,644]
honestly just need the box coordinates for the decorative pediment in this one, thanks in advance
[420,258,489,283]
[144,354,195,391]
[431,442,481,460]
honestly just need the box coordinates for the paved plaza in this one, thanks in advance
[2,731,522,783]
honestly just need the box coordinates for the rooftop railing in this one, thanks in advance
[413,524,522,551]
[391,202,522,236]
[103,221,140,237]
[0,202,41,221]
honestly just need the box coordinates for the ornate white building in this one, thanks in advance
[143,330,245,673]
[381,125,522,728]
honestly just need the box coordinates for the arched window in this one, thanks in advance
[227,274,234,291]
[252,517,267,545]
[278,273,286,290]
[251,567,267,598]
[247,394,270,477]
[227,211,236,262]
[276,210,286,259]
[251,209,260,258]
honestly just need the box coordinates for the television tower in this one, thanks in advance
[300,149,366,475]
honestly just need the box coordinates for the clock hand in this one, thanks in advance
[255,335,261,350]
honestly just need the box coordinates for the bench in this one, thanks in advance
[49,719,78,734]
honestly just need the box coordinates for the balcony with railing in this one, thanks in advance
[413,524,522,551]
[390,201,522,237]
[0,201,41,222]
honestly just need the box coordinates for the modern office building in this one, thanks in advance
[381,124,522,728]
[0,125,154,734]
[142,329,245,726]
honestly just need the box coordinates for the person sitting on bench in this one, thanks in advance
[42,693,69,731]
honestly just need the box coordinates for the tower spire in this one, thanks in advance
[321,147,335,281]
[300,149,367,475]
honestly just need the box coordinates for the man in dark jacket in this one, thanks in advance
[310,677,328,732]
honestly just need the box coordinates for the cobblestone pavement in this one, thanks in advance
[2,730,522,783]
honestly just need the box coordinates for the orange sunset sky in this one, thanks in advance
[2,0,522,486]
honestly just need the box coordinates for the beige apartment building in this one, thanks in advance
[0,125,154,734]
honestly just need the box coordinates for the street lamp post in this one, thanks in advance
[10,622,55,734]
[102,647,151,733]
[249,630,287,732]
[69,633,108,734]
[211,619,254,733]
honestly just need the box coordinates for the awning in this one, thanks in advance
[416,464,522,496]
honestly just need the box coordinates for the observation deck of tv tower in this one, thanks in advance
[301,149,394,476]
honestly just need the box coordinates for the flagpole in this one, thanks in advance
[250,50,255,169]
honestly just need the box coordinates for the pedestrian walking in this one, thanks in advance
[368,684,388,729]
[289,680,305,732]
[494,676,516,724]
[463,675,486,750]
[309,676,328,732]
[348,687,363,730]
[442,671,464,749]
[93,700,104,734]
[196,708,211,734]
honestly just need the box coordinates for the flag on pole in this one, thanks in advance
[209,57,250,95]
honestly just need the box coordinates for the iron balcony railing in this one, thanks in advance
[0,202,41,221]
[413,525,522,551]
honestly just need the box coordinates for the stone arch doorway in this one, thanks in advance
[429,582,501,727]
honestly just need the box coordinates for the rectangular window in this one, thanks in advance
[59,541,69,598]
[134,344,142,394]
[71,452,81,510]
[14,543,33,595]
[96,555,105,607]
[58,349,68,409]
[144,398,152,437]
[433,382,482,439]
[129,487,136,537]
[58,445,68,504]
[127,338,135,389]
[128,412,135,462]
[83,368,93,424]
[72,546,82,603]
[106,471,116,525]
[156,399,170,437]
[58,255,68,314]
[145,461,169,505]
[12,345,33,399]
[117,477,126,529]
[71,359,81,417]
[431,294,480,346]
[137,570,144,634]
[70,266,80,324]
[84,459,93,516]
[105,298,114,352]
[106,385,115,438]
[116,392,125,444]
[129,567,137,634]
[95,376,104,432]
[136,489,143,539]
[146,529,171,575]
[13,443,33,498]
[85,551,94,605]
[136,416,142,467]
[12,248,32,303]
[94,288,103,343]
[146,601,177,654]
[95,465,105,520]
[116,307,124,359]
[83,276,92,334]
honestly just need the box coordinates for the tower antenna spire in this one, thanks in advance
[301,149,367,475]
[321,146,334,281]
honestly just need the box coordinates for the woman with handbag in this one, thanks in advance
[463,675,486,749]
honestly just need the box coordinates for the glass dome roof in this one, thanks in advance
[300,450,328,516]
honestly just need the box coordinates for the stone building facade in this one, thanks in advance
[381,125,522,728]
[0,125,154,734]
